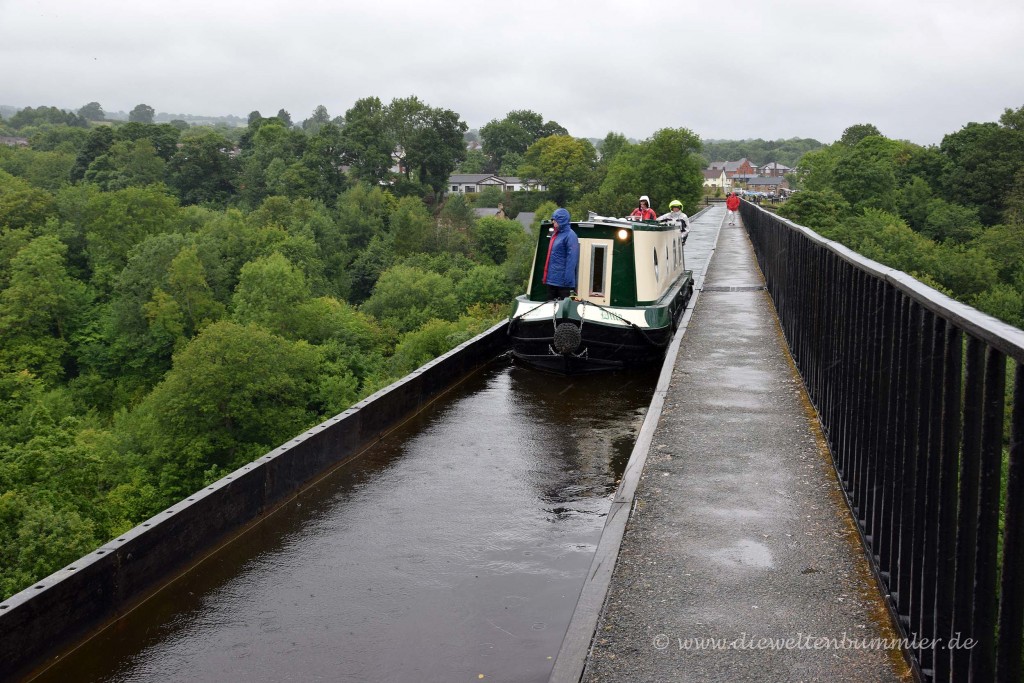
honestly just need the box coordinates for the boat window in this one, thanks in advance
[673,240,677,269]
[653,248,659,282]
[590,244,607,296]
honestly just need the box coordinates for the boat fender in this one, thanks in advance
[553,322,582,355]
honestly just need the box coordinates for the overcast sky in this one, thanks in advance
[3,0,1022,146]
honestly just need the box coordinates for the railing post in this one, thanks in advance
[951,336,985,680]
[970,347,1006,681]
[932,325,963,681]
[997,362,1024,681]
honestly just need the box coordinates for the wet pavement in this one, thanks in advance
[580,208,914,682]
[30,365,659,683]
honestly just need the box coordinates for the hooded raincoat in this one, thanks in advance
[542,208,579,289]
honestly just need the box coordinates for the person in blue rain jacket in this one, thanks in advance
[542,207,579,300]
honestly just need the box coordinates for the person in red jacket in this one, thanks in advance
[629,195,657,221]
[725,192,741,226]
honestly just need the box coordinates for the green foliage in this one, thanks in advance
[519,135,597,205]
[133,320,322,500]
[0,236,90,384]
[77,184,184,294]
[0,169,58,230]
[599,128,704,214]
[348,233,396,303]
[459,148,487,173]
[8,106,87,130]
[231,252,311,336]
[28,126,90,154]
[83,139,166,190]
[339,97,394,185]
[78,102,106,122]
[389,314,497,377]
[389,195,435,255]
[472,216,522,264]
[129,104,155,124]
[361,264,459,333]
[70,127,114,182]
[839,123,882,147]
[480,110,566,172]
[336,183,395,252]
[701,137,822,168]
[939,118,1024,225]
[167,129,237,206]
[0,145,75,192]
[831,136,902,211]
[777,189,851,233]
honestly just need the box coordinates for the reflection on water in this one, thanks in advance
[32,361,658,683]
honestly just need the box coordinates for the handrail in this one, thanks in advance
[742,200,1024,683]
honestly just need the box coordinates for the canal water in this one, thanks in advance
[34,363,658,683]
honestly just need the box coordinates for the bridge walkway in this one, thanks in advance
[577,209,914,682]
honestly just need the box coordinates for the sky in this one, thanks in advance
[2,0,1023,146]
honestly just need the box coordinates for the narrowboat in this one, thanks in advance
[508,213,694,374]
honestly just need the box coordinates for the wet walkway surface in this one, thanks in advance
[580,209,913,682]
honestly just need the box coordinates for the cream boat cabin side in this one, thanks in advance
[508,214,694,374]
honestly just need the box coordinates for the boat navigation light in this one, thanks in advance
[617,229,629,240]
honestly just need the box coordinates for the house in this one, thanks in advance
[447,174,547,194]
[448,174,505,194]
[759,161,792,178]
[702,168,728,189]
[723,158,757,179]
[708,160,728,171]
[747,176,790,193]
[0,136,29,147]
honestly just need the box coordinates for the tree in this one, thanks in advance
[133,320,322,499]
[8,107,86,130]
[302,105,332,133]
[389,195,435,255]
[459,148,487,173]
[519,135,597,205]
[361,265,459,333]
[839,123,882,146]
[80,184,184,294]
[599,128,704,214]
[832,136,902,212]
[300,122,348,205]
[405,105,468,198]
[339,97,394,185]
[276,109,293,128]
[83,139,166,190]
[78,102,105,122]
[480,110,566,172]
[114,122,181,160]
[939,120,1024,225]
[167,129,237,206]
[70,126,114,181]
[129,104,155,124]
[598,132,630,165]
[471,217,522,264]
[231,252,311,336]
[0,236,89,384]
[0,170,58,230]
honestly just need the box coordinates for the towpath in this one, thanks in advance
[565,205,913,682]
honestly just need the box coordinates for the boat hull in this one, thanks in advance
[508,272,693,375]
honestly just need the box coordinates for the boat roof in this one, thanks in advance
[538,213,679,232]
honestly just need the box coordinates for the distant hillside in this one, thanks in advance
[700,138,823,168]
[0,104,246,128]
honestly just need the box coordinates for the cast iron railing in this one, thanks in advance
[742,202,1024,683]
